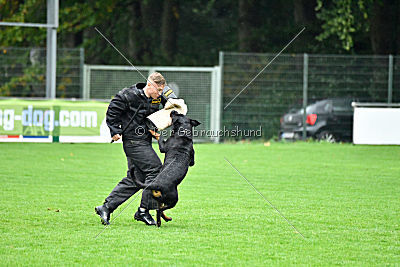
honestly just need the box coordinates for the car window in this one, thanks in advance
[306,100,332,114]
[289,106,301,113]
[332,99,352,112]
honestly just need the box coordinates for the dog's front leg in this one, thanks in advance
[156,211,172,227]
[189,148,195,166]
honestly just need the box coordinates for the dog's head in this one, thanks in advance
[170,110,201,138]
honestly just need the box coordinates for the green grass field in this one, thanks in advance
[0,142,399,265]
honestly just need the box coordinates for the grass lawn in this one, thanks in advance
[0,141,399,265]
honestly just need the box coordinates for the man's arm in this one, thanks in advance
[160,85,177,107]
[106,93,128,138]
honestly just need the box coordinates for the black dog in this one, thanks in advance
[134,110,200,226]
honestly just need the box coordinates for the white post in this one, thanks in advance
[216,52,224,143]
[148,68,156,79]
[82,65,89,100]
[45,0,58,99]
[211,66,222,143]
[80,48,85,99]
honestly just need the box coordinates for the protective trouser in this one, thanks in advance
[103,138,162,212]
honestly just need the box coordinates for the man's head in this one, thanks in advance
[144,72,166,99]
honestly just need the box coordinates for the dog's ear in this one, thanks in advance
[190,119,201,127]
[171,110,182,125]
[170,110,179,117]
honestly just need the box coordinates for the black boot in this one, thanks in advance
[95,205,111,225]
[134,208,156,225]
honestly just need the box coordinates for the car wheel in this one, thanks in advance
[317,130,337,143]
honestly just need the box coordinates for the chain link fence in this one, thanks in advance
[220,52,399,140]
[1,48,399,142]
[394,56,400,102]
[0,47,83,98]
[308,55,390,102]
[221,53,304,139]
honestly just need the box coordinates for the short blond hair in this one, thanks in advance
[148,72,166,85]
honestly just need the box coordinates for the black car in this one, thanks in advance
[279,98,355,142]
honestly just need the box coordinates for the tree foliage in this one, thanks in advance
[316,0,363,51]
[315,0,399,54]
[0,0,398,67]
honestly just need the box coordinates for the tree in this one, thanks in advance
[161,0,179,61]
[238,0,253,52]
[315,0,400,54]
[369,0,399,54]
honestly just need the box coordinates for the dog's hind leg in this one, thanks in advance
[156,208,172,227]
[159,205,172,222]
[161,212,172,222]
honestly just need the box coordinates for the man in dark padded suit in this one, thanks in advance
[95,72,177,226]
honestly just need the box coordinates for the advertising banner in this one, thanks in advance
[0,99,111,143]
